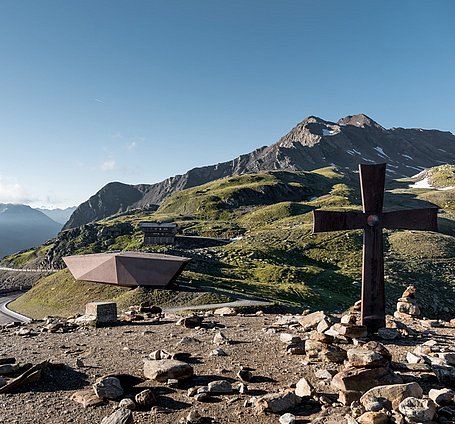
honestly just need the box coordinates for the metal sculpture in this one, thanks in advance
[64,251,191,288]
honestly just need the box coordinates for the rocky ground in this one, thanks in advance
[1,305,455,424]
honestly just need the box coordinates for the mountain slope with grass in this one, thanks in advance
[63,114,455,229]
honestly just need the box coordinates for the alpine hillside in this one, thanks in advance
[64,114,455,229]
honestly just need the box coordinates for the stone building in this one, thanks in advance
[140,222,178,245]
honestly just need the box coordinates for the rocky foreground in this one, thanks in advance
[1,305,455,424]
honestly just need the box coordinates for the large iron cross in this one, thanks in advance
[313,163,438,333]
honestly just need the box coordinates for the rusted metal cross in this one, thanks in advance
[313,163,438,333]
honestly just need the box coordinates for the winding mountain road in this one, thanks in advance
[0,293,31,324]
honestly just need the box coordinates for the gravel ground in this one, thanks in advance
[0,312,454,424]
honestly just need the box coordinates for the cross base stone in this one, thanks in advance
[85,301,117,324]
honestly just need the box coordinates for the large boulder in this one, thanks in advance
[93,377,124,400]
[360,382,423,411]
[332,367,402,393]
[398,397,436,423]
[144,359,193,382]
[298,311,327,331]
[255,390,298,414]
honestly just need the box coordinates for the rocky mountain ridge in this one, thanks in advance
[64,113,455,229]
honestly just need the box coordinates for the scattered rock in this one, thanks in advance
[0,364,19,375]
[279,412,296,424]
[357,411,389,424]
[101,408,134,424]
[298,311,327,331]
[377,327,399,340]
[177,315,203,329]
[207,380,233,394]
[279,333,301,344]
[210,348,227,357]
[255,389,298,414]
[330,323,368,339]
[213,307,237,316]
[332,367,402,393]
[93,376,124,400]
[429,388,454,406]
[295,377,314,397]
[398,397,436,423]
[186,410,204,423]
[70,388,105,408]
[213,332,229,345]
[432,364,455,388]
[144,359,194,382]
[237,367,253,382]
[360,382,423,411]
[118,398,136,410]
[135,389,157,407]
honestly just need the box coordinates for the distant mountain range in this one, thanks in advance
[63,114,455,229]
[37,207,76,225]
[0,204,63,258]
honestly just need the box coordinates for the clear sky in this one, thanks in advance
[0,1,454,208]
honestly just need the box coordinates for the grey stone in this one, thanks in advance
[347,348,389,368]
[360,382,423,411]
[135,389,156,407]
[149,349,172,360]
[279,333,301,344]
[210,348,227,357]
[93,377,123,400]
[70,389,105,408]
[0,364,19,375]
[295,377,314,397]
[177,315,203,328]
[186,410,204,423]
[377,328,399,340]
[332,367,402,393]
[396,300,420,317]
[429,388,454,406]
[86,301,117,324]
[144,359,193,382]
[398,397,436,422]
[298,311,326,331]
[433,364,455,388]
[118,398,136,410]
[101,408,134,424]
[213,307,237,316]
[255,389,297,414]
[207,380,233,394]
[279,412,296,424]
[213,331,229,345]
[357,411,389,424]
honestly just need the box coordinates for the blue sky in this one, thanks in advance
[0,1,454,208]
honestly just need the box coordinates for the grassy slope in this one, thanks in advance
[6,166,455,318]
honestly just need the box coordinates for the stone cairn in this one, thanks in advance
[395,285,421,319]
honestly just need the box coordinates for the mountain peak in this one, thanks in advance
[337,113,384,130]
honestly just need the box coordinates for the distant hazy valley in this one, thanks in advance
[0,205,75,258]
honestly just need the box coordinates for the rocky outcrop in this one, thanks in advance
[64,114,455,228]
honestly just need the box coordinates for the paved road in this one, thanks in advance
[0,293,31,324]
[0,266,56,273]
